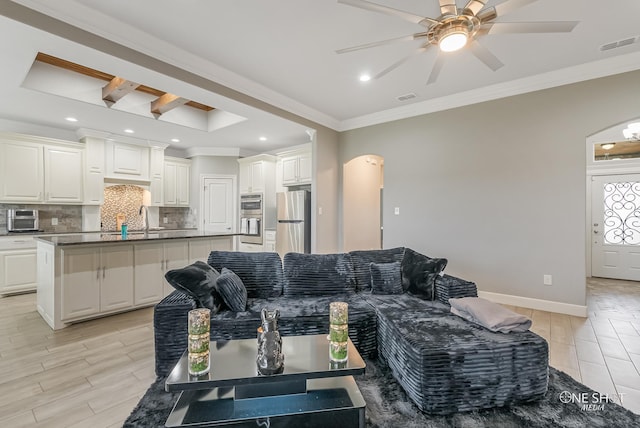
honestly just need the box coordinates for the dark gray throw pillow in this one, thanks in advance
[401,248,448,300]
[164,261,224,313]
[370,261,403,295]
[216,267,248,312]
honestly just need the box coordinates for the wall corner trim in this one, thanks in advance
[477,291,588,318]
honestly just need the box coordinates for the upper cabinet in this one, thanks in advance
[0,133,84,204]
[278,145,313,187]
[238,154,276,194]
[0,139,44,202]
[105,141,150,180]
[163,157,191,207]
[82,136,105,205]
[43,145,84,203]
[149,147,164,206]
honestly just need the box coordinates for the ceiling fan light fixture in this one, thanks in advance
[623,122,640,141]
[438,25,469,52]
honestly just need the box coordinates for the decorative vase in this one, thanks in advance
[188,308,210,376]
[256,308,284,375]
[329,301,349,362]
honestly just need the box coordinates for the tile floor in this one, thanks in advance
[0,277,638,427]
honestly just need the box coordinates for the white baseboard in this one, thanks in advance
[477,291,588,317]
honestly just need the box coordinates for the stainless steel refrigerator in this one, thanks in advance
[276,190,311,255]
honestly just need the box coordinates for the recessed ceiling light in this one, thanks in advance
[65,117,78,122]
[124,129,134,134]
[171,138,180,143]
[359,74,371,82]
[259,136,267,141]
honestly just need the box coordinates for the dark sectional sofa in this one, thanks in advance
[153,247,549,415]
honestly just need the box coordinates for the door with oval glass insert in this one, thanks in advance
[592,174,640,280]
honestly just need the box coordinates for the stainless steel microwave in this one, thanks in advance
[7,209,39,232]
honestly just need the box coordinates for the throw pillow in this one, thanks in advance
[164,261,224,313]
[369,261,403,295]
[401,248,448,300]
[216,267,248,312]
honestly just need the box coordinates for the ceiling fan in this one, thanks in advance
[336,0,579,84]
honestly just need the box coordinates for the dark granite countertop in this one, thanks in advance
[35,230,238,246]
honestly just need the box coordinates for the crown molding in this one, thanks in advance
[339,50,640,131]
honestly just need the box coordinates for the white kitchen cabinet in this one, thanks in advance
[264,230,276,252]
[134,240,189,300]
[0,248,37,296]
[133,243,164,305]
[238,155,276,194]
[105,141,150,180]
[163,240,189,295]
[83,136,105,205]
[0,133,86,204]
[0,139,44,202]
[239,242,264,252]
[163,157,191,207]
[60,245,134,321]
[44,145,84,203]
[60,247,101,320]
[149,147,164,206]
[99,245,134,312]
[188,237,234,263]
[281,149,312,186]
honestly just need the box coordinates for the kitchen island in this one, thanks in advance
[36,231,235,329]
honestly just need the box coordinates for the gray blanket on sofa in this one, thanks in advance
[449,297,532,333]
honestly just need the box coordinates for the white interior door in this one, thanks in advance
[202,176,235,233]
[591,174,640,280]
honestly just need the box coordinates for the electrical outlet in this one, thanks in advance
[394,207,400,215]
[51,217,58,226]
[163,217,168,224]
[543,275,552,286]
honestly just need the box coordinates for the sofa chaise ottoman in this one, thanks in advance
[364,293,549,414]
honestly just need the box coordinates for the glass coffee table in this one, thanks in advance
[164,334,366,427]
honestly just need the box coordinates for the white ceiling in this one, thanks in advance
[2,0,640,152]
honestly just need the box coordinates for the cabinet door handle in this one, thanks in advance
[102,266,106,279]
[97,268,100,280]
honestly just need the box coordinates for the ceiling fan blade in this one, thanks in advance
[375,47,429,79]
[493,0,538,17]
[338,0,438,25]
[469,40,504,71]
[462,0,487,16]
[426,53,445,85]
[439,0,457,16]
[483,21,579,34]
[336,34,423,54]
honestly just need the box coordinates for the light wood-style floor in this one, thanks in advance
[0,277,639,427]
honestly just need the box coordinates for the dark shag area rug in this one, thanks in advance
[124,359,640,428]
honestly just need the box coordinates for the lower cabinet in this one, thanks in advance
[0,248,38,296]
[60,246,134,321]
[37,236,234,329]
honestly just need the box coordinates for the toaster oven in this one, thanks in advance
[7,209,39,232]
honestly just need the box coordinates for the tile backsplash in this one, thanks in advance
[101,185,145,231]
[159,207,197,229]
[0,204,83,233]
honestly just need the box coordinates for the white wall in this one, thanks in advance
[339,70,640,309]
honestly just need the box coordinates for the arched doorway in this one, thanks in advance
[343,154,384,251]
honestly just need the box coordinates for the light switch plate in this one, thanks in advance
[543,275,552,286]
[51,217,58,226]
[394,207,400,215]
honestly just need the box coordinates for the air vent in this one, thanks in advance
[600,36,638,51]
[396,93,417,102]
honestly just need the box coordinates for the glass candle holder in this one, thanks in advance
[188,308,210,375]
[329,302,348,362]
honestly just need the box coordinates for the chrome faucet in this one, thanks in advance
[139,205,149,233]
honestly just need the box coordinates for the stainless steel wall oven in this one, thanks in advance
[240,193,263,245]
